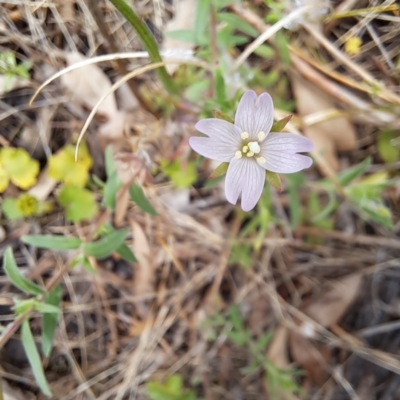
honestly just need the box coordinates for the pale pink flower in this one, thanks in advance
[189,90,314,211]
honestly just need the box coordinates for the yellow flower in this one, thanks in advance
[16,193,39,217]
[345,37,362,55]
[0,147,39,191]
[48,143,93,187]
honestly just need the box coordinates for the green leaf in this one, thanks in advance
[83,228,129,259]
[22,235,82,250]
[229,305,244,332]
[21,319,52,397]
[254,44,275,59]
[42,285,62,357]
[13,298,36,315]
[378,129,399,163]
[105,145,116,177]
[34,302,60,314]
[164,29,196,43]
[271,115,292,132]
[194,0,211,43]
[129,183,157,216]
[185,80,210,102]
[275,31,291,69]
[257,331,273,351]
[337,157,372,186]
[3,247,45,296]
[212,109,234,123]
[161,160,197,188]
[165,375,183,394]
[214,66,226,103]
[116,243,137,263]
[58,185,98,222]
[2,197,24,220]
[217,12,258,36]
[266,171,282,191]
[104,172,121,210]
[209,162,229,179]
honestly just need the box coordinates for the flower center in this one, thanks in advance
[235,131,266,165]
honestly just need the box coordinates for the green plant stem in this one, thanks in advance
[108,0,178,95]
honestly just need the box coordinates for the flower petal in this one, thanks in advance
[189,137,236,162]
[195,118,241,141]
[234,90,274,138]
[225,158,265,211]
[258,152,313,174]
[261,133,314,153]
[258,132,314,173]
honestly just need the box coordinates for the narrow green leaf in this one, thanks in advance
[21,319,53,397]
[217,12,258,36]
[42,285,62,357]
[108,0,177,95]
[116,244,137,263]
[254,44,275,59]
[337,157,372,186]
[13,298,36,315]
[209,162,229,179]
[195,0,211,43]
[212,109,234,123]
[129,183,157,216]
[34,302,60,314]
[214,66,226,103]
[2,198,24,220]
[22,235,82,251]
[103,172,121,210]
[105,145,116,178]
[3,247,45,296]
[83,228,129,259]
[266,171,282,191]
[271,115,293,132]
[164,29,196,43]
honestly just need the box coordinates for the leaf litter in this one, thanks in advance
[0,0,399,400]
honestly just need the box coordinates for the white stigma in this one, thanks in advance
[248,141,261,154]
[241,132,249,140]
[246,151,254,157]
[257,132,265,141]
[256,156,266,165]
[235,151,242,159]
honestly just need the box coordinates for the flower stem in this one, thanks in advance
[108,0,178,95]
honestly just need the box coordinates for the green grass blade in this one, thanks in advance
[42,285,62,357]
[3,247,45,296]
[22,235,82,250]
[21,319,52,397]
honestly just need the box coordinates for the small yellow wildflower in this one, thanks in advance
[16,193,39,217]
[345,37,362,55]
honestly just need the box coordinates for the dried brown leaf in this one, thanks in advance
[290,72,357,174]
[289,332,331,385]
[60,52,117,120]
[302,273,363,328]
[267,324,290,369]
[131,221,154,297]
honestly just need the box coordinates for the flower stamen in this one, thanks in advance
[248,141,261,154]
[241,132,249,140]
[256,156,266,165]
[246,151,254,157]
[242,145,249,153]
[235,151,242,159]
[257,132,265,141]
